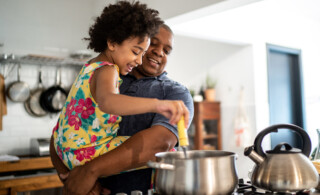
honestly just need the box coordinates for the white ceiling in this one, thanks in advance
[166,0,320,44]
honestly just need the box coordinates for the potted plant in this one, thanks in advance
[204,75,216,101]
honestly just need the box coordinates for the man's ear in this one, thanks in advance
[107,40,116,52]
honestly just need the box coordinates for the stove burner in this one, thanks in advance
[235,179,311,195]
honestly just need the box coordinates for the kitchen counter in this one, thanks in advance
[0,156,63,195]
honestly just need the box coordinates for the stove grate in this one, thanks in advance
[235,179,311,195]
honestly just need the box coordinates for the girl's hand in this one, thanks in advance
[156,100,189,127]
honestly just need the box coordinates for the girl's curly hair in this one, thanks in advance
[84,1,163,53]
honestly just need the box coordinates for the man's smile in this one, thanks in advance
[147,57,160,67]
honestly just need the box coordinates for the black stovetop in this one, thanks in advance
[235,179,313,195]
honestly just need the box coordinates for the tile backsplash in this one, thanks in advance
[0,64,81,156]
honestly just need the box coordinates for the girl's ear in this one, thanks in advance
[107,40,116,52]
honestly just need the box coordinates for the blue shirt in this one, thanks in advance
[119,72,194,138]
[99,72,194,194]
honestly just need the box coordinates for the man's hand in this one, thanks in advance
[60,172,110,195]
[61,163,98,195]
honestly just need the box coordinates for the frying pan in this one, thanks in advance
[40,67,67,113]
[24,98,37,117]
[24,67,47,117]
[6,64,30,102]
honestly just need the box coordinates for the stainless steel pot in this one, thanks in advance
[147,150,238,195]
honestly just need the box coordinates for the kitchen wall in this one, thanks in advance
[164,35,256,178]
[166,0,320,140]
[167,35,255,145]
[0,0,96,155]
[164,0,320,178]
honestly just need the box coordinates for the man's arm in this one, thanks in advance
[93,125,177,174]
[61,125,177,195]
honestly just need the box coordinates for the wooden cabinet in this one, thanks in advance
[0,157,62,195]
[192,101,221,150]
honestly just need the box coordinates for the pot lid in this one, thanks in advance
[266,142,302,154]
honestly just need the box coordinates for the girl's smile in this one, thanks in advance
[107,36,150,75]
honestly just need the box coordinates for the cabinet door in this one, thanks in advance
[192,101,221,150]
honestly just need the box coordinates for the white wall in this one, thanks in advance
[167,35,256,150]
[0,0,94,56]
[164,0,320,178]
[0,0,94,155]
[167,0,320,141]
[165,35,256,178]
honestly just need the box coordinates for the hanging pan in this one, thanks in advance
[40,67,67,113]
[24,67,47,117]
[6,64,30,102]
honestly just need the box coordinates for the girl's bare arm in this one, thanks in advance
[92,66,189,126]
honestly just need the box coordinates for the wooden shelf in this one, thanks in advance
[0,156,63,195]
[203,133,217,139]
[193,101,221,150]
[0,157,54,173]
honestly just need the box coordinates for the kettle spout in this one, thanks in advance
[244,146,264,165]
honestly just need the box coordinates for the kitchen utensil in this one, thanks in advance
[0,74,7,116]
[30,138,50,156]
[178,116,189,147]
[6,64,30,102]
[24,98,37,117]
[244,123,318,192]
[234,87,251,147]
[0,74,4,130]
[311,129,320,191]
[178,116,189,158]
[25,67,47,117]
[147,150,238,195]
[311,129,320,160]
[40,67,67,113]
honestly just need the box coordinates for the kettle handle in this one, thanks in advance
[254,124,311,158]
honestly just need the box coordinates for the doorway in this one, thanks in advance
[267,44,305,149]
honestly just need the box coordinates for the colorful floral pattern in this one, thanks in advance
[53,62,129,169]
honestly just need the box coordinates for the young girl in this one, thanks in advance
[52,1,189,170]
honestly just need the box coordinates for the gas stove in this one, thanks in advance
[148,179,320,195]
[234,179,320,195]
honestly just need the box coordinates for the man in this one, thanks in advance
[50,24,194,195]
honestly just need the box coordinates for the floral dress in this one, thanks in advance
[52,61,129,170]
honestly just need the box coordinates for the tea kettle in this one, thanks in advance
[244,124,319,192]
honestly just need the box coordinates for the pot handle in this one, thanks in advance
[254,124,311,158]
[147,161,175,170]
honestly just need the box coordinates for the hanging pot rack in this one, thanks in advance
[0,53,87,79]
[0,53,86,66]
